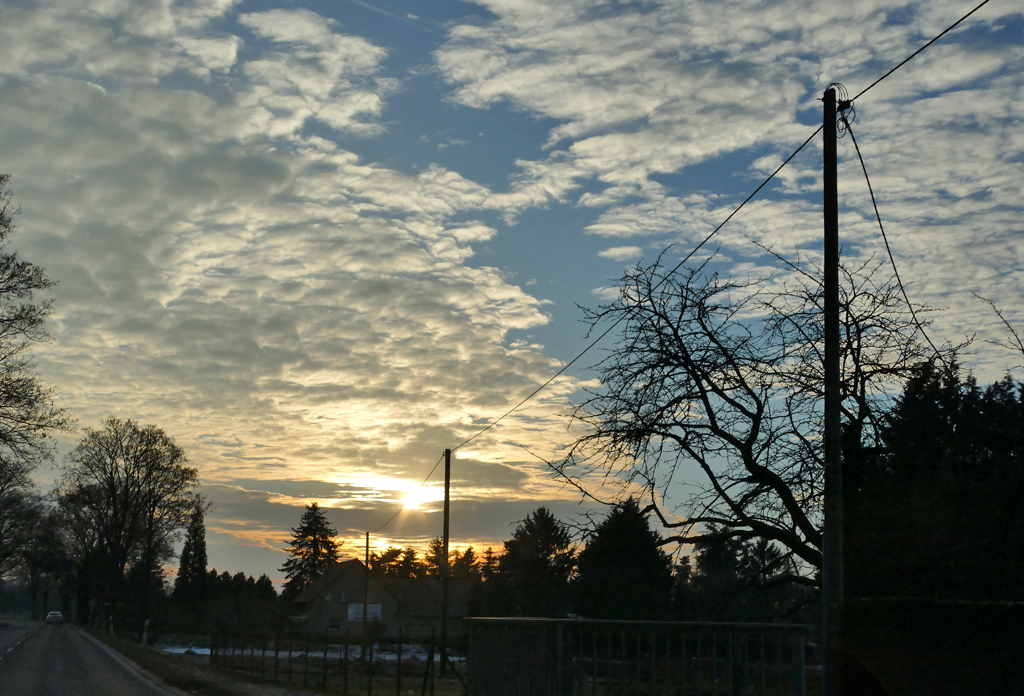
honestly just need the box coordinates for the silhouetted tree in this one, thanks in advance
[396,546,426,578]
[847,362,1024,600]
[480,547,498,581]
[495,507,575,617]
[558,252,952,585]
[0,173,73,577]
[57,417,198,632]
[181,567,280,634]
[684,531,812,623]
[574,499,673,619]
[424,536,447,577]
[280,503,340,601]
[369,546,404,579]
[0,486,37,577]
[173,497,209,604]
[23,506,71,620]
[451,546,480,581]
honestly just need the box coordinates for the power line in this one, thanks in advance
[842,117,949,369]
[450,124,824,453]
[851,0,994,102]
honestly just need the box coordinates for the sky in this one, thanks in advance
[1,0,1022,584]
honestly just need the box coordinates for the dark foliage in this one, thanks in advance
[172,497,210,604]
[846,362,1024,600]
[483,507,575,617]
[573,499,673,619]
[674,532,816,624]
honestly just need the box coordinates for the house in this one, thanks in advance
[291,559,476,641]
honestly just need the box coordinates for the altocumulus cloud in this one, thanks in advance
[436,0,1024,377]
[0,0,588,577]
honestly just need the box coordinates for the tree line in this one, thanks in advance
[266,497,818,627]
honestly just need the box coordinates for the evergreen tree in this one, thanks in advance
[480,547,498,581]
[497,507,575,617]
[173,497,208,603]
[687,530,813,623]
[280,503,341,601]
[451,546,480,580]
[847,362,1024,600]
[396,546,425,578]
[574,499,673,620]
[368,546,403,578]
[424,536,447,577]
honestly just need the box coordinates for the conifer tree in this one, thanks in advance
[574,498,673,620]
[280,503,341,600]
[173,497,209,603]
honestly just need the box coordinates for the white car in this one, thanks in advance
[44,611,64,625]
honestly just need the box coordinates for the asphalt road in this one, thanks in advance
[0,620,175,696]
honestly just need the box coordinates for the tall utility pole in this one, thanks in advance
[440,448,451,676]
[822,85,845,696]
[363,531,370,666]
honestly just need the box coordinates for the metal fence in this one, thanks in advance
[466,618,810,696]
[210,626,467,695]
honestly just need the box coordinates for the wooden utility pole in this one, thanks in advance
[363,531,370,666]
[822,85,844,696]
[440,448,451,676]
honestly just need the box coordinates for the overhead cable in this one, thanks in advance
[842,116,950,370]
[450,124,824,453]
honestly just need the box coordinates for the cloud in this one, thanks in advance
[436,0,1024,380]
[597,246,643,262]
[0,0,594,575]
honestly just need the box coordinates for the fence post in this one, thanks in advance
[343,626,349,694]
[368,640,374,696]
[304,624,311,687]
[323,625,330,690]
[274,630,280,682]
[420,631,435,696]
[795,632,807,696]
[396,626,402,696]
[287,631,293,683]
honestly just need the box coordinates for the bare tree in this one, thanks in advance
[0,174,73,577]
[58,416,198,630]
[558,250,955,585]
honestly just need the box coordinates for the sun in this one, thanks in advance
[401,488,431,510]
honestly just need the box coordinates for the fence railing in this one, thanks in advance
[209,626,467,695]
[466,618,810,696]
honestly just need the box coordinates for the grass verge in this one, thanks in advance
[89,630,289,696]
